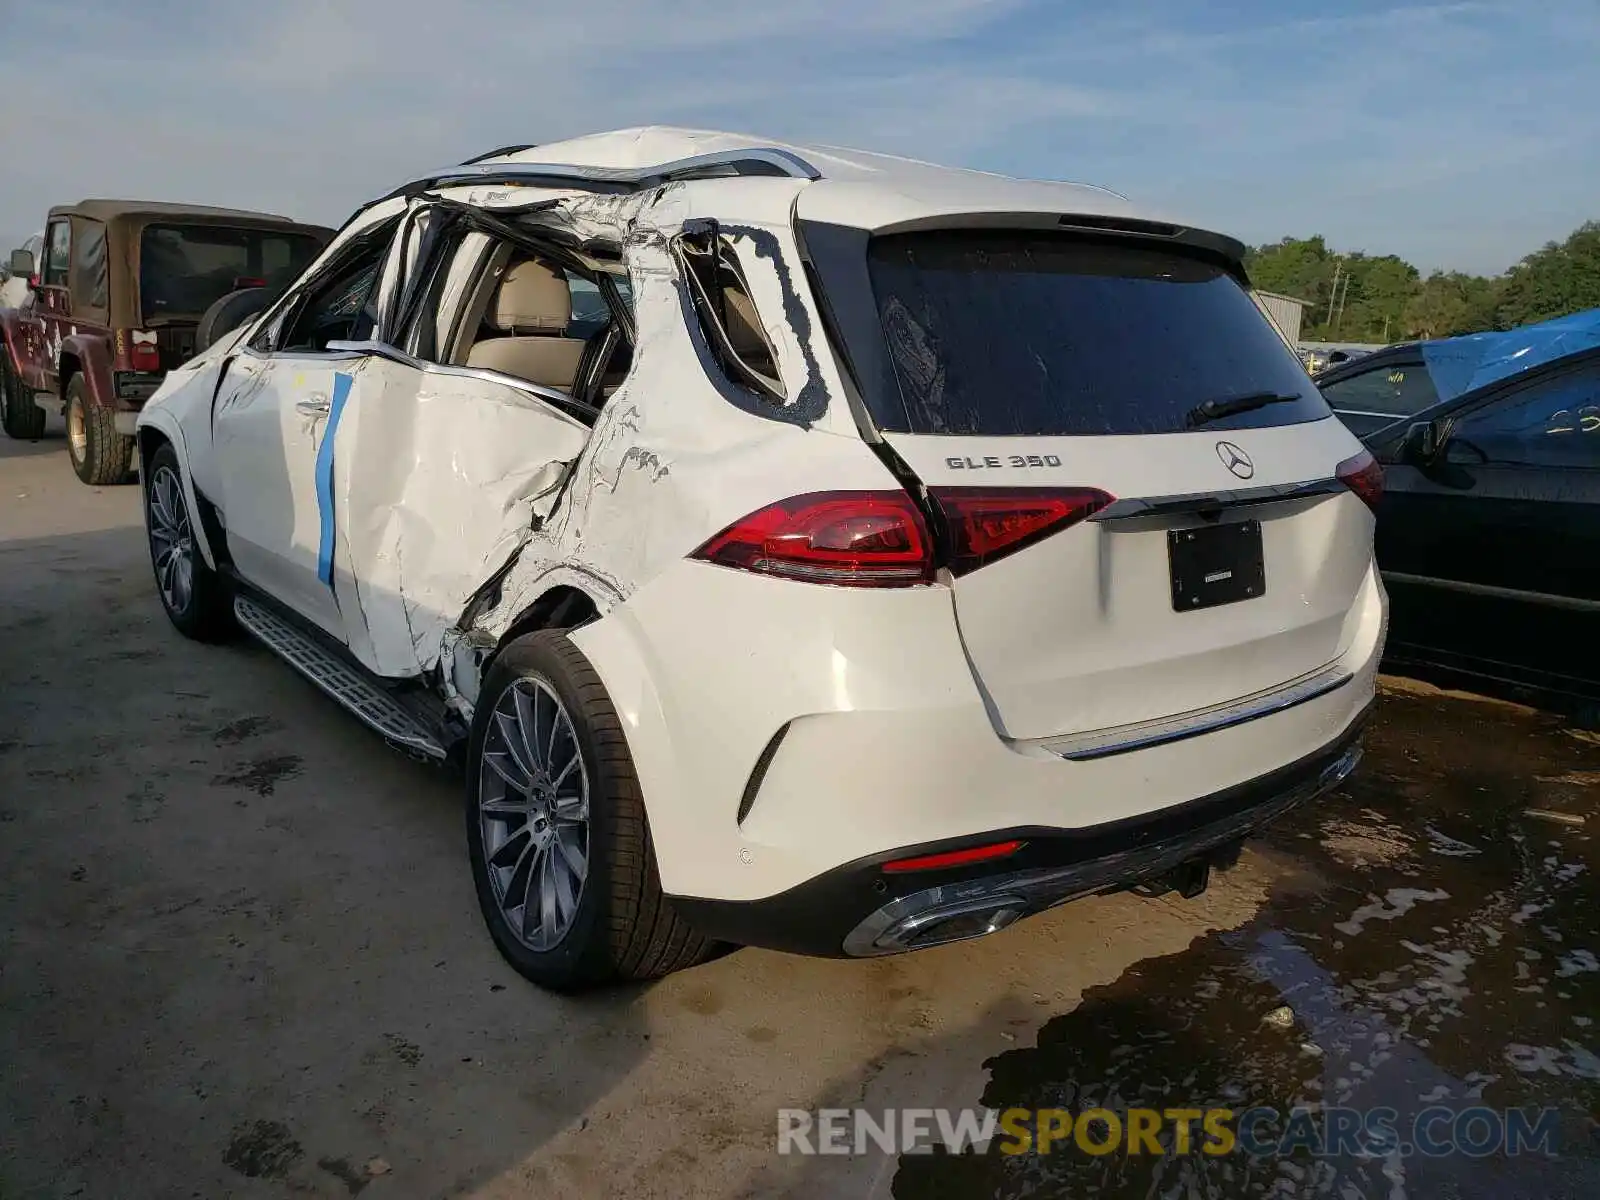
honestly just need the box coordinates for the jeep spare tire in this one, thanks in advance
[195,288,269,354]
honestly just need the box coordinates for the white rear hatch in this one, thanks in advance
[803,224,1377,740]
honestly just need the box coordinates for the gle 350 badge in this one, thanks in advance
[945,453,1064,469]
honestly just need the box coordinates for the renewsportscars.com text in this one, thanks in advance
[776,1105,1562,1159]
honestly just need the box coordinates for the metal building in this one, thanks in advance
[1251,290,1309,346]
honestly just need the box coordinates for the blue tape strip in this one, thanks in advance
[314,371,354,589]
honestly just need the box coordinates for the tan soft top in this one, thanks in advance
[48,198,318,228]
[44,201,334,327]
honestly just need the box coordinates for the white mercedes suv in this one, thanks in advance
[136,128,1385,990]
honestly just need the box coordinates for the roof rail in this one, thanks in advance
[459,143,540,165]
[401,146,822,198]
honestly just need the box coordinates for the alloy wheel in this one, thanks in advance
[479,677,590,951]
[147,465,195,615]
[67,394,87,459]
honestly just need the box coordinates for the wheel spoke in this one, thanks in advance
[174,557,193,610]
[538,851,560,943]
[479,795,529,819]
[553,824,587,881]
[521,840,549,941]
[487,824,533,872]
[159,476,177,526]
[482,748,530,793]
[513,685,543,774]
[547,703,563,768]
[495,710,535,779]
[551,844,578,921]
[157,549,177,597]
[549,752,579,792]
[552,789,587,824]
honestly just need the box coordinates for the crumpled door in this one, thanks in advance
[325,351,590,677]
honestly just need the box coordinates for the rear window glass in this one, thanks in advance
[863,231,1328,436]
[139,224,323,321]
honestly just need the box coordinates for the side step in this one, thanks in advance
[233,595,447,760]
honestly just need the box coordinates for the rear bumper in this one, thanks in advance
[672,711,1368,956]
[572,558,1386,906]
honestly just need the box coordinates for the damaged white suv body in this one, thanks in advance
[136,128,1385,990]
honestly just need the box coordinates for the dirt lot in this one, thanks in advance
[3,428,1598,1199]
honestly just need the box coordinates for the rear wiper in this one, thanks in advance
[1185,391,1302,428]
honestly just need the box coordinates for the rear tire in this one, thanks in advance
[144,442,234,641]
[466,630,711,991]
[0,351,45,440]
[65,376,134,485]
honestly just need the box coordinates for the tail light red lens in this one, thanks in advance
[1336,449,1384,514]
[690,490,935,587]
[119,328,160,372]
[929,487,1113,576]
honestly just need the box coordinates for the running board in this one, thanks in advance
[233,595,447,760]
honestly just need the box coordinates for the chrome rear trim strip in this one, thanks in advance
[1034,663,1354,762]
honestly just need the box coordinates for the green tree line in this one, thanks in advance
[1246,220,1600,344]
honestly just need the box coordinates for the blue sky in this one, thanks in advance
[2,0,1596,276]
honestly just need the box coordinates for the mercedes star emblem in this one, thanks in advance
[1216,441,1254,479]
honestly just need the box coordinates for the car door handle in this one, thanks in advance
[296,395,330,416]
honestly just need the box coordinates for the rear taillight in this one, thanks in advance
[690,491,935,587]
[117,328,161,372]
[1336,449,1384,514]
[929,487,1113,576]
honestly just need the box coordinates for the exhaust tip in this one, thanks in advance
[866,895,1026,955]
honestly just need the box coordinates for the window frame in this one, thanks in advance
[385,203,636,423]
[672,224,786,405]
[68,218,109,313]
[1441,358,1600,472]
[1318,353,1436,422]
[42,219,71,289]
[246,216,403,357]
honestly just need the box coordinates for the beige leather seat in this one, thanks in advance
[465,260,586,391]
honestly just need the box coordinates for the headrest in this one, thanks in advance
[489,259,570,333]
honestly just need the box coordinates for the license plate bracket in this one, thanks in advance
[1169,520,1265,612]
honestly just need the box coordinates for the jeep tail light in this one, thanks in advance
[929,487,1114,576]
[1336,450,1384,514]
[690,491,935,587]
[117,328,161,372]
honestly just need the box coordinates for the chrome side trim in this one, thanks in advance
[1091,477,1344,523]
[1381,571,1600,614]
[1031,662,1354,762]
[405,148,823,195]
[844,742,1362,956]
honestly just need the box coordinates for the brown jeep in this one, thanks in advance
[1,200,333,483]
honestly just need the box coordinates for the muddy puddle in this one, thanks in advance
[894,689,1600,1198]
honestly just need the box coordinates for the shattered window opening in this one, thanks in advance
[408,222,634,420]
[673,228,786,405]
[253,218,401,355]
